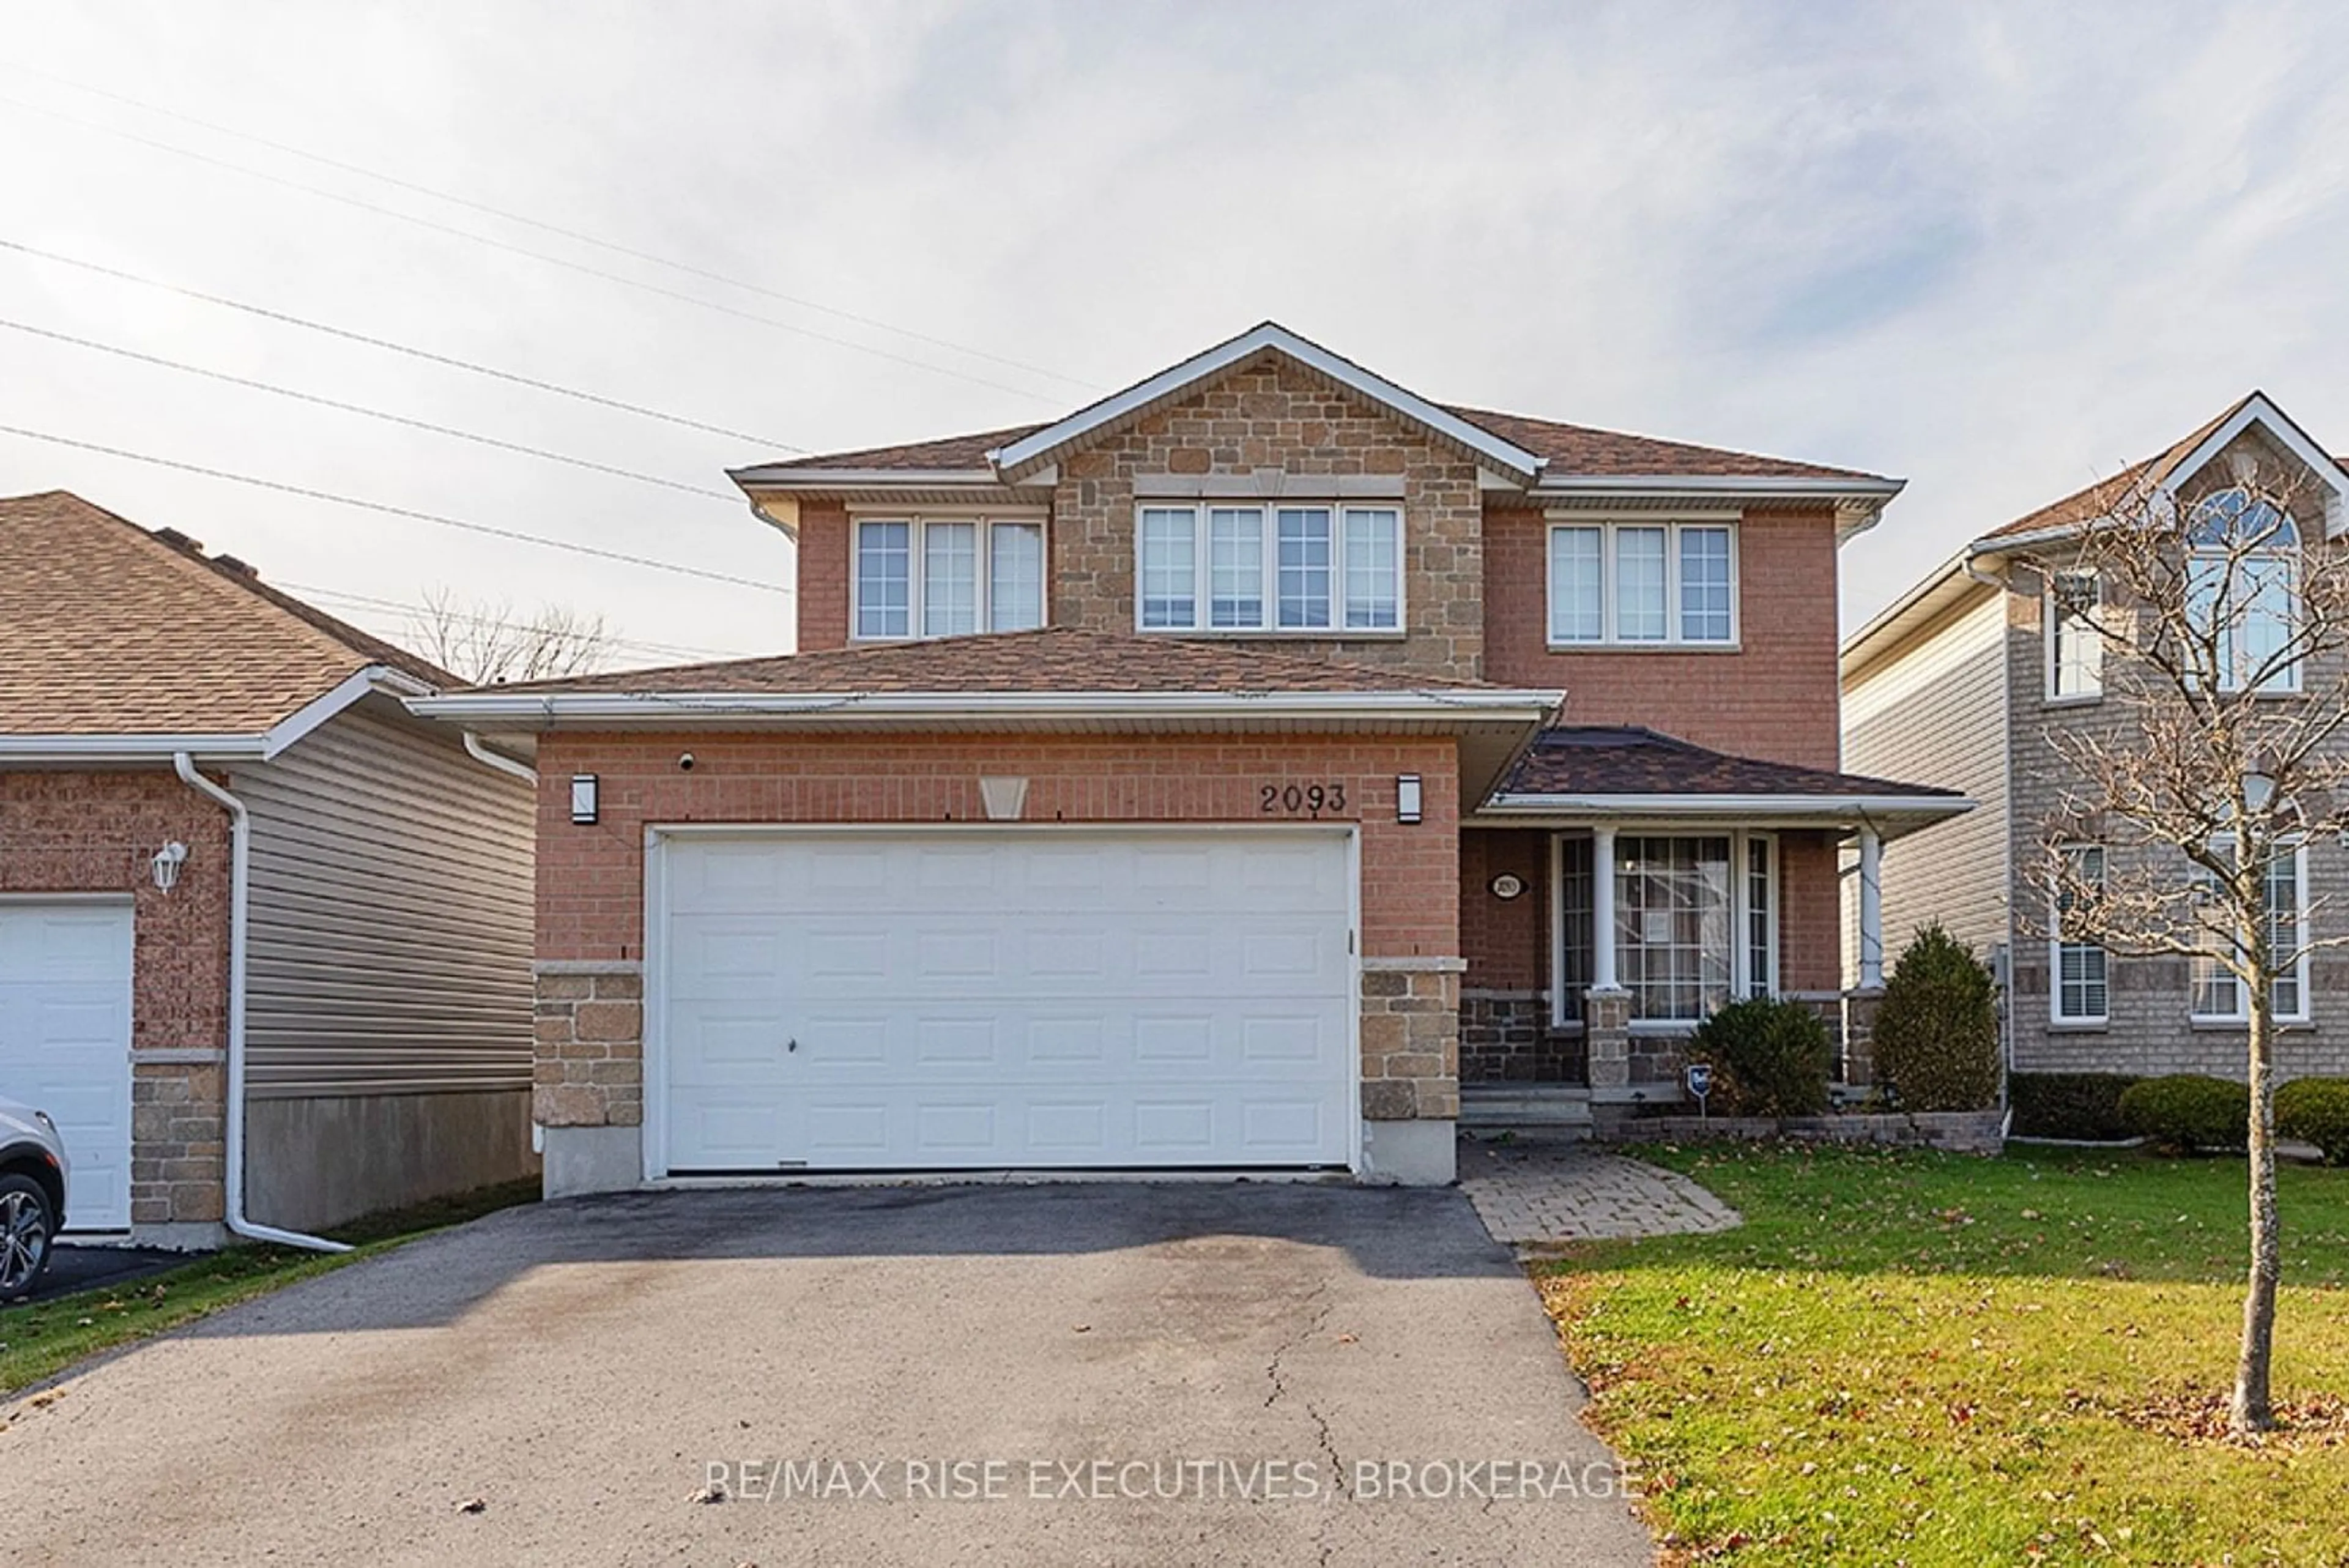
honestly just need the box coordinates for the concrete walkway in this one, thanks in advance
[1457,1135,1742,1251]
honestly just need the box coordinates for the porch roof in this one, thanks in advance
[1475,726,1970,836]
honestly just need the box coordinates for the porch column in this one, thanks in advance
[1857,826,1884,989]
[1584,824,1631,1093]
[1590,824,1619,993]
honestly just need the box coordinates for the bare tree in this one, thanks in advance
[410,586,615,686]
[2029,453,2349,1435]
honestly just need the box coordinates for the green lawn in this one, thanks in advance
[1540,1144,2349,1566]
[0,1178,538,1396]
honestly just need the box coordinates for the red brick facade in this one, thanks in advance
[1480,505,1844,770]
[796,500,851,652]
[536,732,1458,962]
[0,770,231,1228]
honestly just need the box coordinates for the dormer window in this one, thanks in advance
[1136,503,1401,634]
[854,515,1045,641]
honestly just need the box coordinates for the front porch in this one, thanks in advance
[1457,726,1969,1116]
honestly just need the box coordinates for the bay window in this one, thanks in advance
[1137,503,1401,633]
[856,516,1046,641]
[1548,521,1739,647]
[1552,830,1776,1025]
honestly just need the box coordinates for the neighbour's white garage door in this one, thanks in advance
[0,901,133,1230]
[656,829,1356,1173]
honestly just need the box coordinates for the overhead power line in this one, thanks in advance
[1,63,1100,395]
[1,93,1072,404]
[0,237,801,451]
[0,315,740,501]
[0,421,791,593]
[280,581,755,663]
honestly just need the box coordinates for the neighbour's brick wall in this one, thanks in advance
[0,771,231,1230]
[1049,357,1489,680]
[533,731,1465,1126]
[1481,504,1845,770]
[2002,568,2349,1082]
[795,500,850,652]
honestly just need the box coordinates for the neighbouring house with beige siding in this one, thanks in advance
[1841,393,2349,1086]
[0,491,535,1247]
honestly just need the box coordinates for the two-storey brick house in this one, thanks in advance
[422,323,1964,1192]
[1842,393,2349,1086]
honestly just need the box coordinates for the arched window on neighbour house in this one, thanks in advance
[2186,487,2302,693]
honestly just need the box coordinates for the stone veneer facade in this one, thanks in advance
[0,770,232,1240]
[1048,358,1490,681]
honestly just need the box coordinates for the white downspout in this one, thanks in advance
[462,731,535,783]
[173,753,352,1254]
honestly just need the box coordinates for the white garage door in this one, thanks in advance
[0,901,134,1230]
[655,829,1356,1173]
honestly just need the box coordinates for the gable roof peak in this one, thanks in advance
[986,321,1549,485]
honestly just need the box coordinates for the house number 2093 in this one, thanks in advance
[1261,782,1346,816]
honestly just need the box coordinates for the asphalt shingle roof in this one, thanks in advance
[1502,726,1960,799]
[741,407,1887,484]
[494,626,1502,696]
[0,491,450,737]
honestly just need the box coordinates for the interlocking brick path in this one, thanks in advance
[1458,1134,1742,1249]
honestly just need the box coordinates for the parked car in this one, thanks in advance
[0,1096,68,1295]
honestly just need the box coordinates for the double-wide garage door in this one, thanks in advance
[656,829,1356,1173]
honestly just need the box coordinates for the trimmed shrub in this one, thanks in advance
[2118,1074,2249,1155]
[1689,997,1834,1118]
[2277,1078,2349,1165]
[2009,1073,2143,1141]
[1871,924,2001,1111]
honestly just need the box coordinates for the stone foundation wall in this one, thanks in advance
[1360,959,1461,1121]
[1597,1109,2005,1156]
[533,962,644,1128]
[1459,990,1587,1083]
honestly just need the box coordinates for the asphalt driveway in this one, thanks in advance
[0,1182,1652,1566]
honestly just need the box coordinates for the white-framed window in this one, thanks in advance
[2046,571,2103,700]
[2051,843,2109,1024]
[1551,830,1776,1025]
[2186,488,2300,693]
[855,515,1047,641]
[2188,839,2310,1022]
[1135,502,1401,634]
[1546,521,1739,647]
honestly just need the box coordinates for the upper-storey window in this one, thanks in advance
[1547,521,1737,647]
[2046,571,2103,700]
[2186,488,2299,693]
[855,516,1045,641]
[1136,503,1402,634]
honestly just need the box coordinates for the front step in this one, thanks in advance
[1459,1083,1595,1140]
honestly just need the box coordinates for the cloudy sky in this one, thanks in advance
[5,1,2347,669]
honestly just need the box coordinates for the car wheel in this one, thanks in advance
[0,1173,56,1296]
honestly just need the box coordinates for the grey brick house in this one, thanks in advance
[1840,393,2349,1083]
